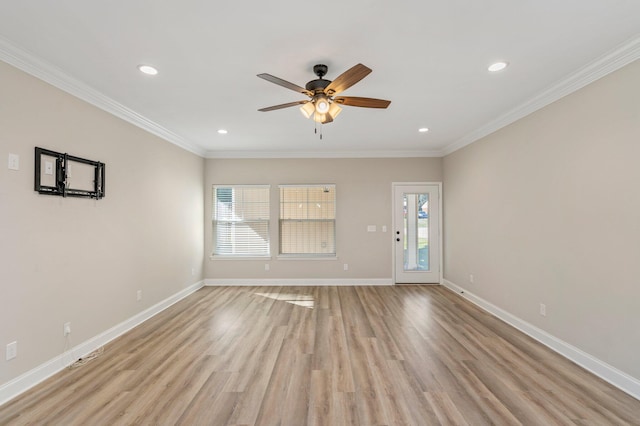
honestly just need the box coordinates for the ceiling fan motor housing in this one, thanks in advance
[305,78,330,93]
[306,64,331,95]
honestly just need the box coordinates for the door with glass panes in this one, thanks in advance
[393,184,440,283]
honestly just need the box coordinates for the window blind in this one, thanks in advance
[279,185,336,256]
[213,185,270,256]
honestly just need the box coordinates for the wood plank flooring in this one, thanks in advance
[1,285,639,425]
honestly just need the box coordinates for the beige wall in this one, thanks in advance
[443,60,640,379]
[0,61,204,385]
[204,158,442,280]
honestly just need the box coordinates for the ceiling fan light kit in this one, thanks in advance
[300,102,315,119]
[258,63,391,132]
[315,95,330,114]
[328,102,342,118]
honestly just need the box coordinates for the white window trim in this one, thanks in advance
[210,255,273,261]
[276,255,338,261]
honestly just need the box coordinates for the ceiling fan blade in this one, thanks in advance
[334,96,391,108]
[258,100,309,112]
[257,73,312,96]
[324,64,372,96]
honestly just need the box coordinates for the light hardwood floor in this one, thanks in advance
[1,285,639,425]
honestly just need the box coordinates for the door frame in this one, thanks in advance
[391,182,443,285]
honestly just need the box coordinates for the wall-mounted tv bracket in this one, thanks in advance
[34,147,105,199]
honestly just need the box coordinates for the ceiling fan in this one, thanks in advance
[257,63,391,124]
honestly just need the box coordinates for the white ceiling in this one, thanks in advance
[1,1,639,158]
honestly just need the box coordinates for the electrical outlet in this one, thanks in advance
[6,341,17,360]
[137,290,142,301]
[63,322,71,336]
[265,263,270,271]
[469,274,474,284]
[343,264,349,271]
[191,268,196,276]
[539,303,546,317]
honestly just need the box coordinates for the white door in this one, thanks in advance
[393,184,440,284]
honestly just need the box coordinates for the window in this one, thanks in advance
[279,185,336,256]
[213,185,270,257]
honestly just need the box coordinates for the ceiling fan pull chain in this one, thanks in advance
[312,118,322,139]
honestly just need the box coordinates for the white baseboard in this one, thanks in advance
[441,279,640,401]
[0,281,204,407]
[205,278,393,286]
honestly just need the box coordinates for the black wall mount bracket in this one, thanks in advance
[34,147,105,199]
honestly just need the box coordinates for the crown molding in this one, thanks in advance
[441,35,640,156]
[4,32,637,161]
[0,36,206,157]
[205,149,443,159]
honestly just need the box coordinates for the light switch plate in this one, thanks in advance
[6,341,17,360]
[8,154,19,170]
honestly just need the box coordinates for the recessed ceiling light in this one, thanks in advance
[418,127,429,133]
[217,129,228,134]
[138,64,158,75]
[488,62,508,72]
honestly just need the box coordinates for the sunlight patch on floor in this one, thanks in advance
[254,292,315,309]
